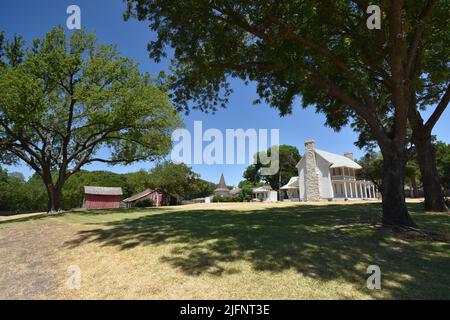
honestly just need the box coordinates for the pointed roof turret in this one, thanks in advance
[215,173,227,191]
[214,173,230,195]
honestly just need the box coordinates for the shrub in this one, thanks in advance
[135,199,155,208]
[212,195,242,203]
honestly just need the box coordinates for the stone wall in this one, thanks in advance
[304,140,321,201]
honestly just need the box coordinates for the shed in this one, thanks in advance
[122,189,177,208]
[83,186,123,209]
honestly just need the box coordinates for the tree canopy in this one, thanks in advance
[242,144,301,190]
[124,0,450,226]
[147,161,216,200]
[0,27,182,211]
[436,141,450,190]
[0,165,216,212]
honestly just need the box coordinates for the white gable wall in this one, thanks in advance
[315,154,334,199]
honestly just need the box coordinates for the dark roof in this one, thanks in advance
[123,189,156,203]
[123,189,175,203]
[84,186,123,196]
[229,187,241,195]
[215,173,228,191]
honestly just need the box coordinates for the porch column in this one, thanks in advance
[363,181,368,198]
[359,182,363,199]
[349,181,353,198]
[372,185,376,199]
[344,181,348,199]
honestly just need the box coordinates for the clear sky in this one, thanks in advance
[1,0,449,186]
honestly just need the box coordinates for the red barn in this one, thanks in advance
[123,189,177,208]
[83,186,123,209]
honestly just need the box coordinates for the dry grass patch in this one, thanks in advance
[0,202,449,299]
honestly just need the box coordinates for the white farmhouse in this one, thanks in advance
[281,140,378,201]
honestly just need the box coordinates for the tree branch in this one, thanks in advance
[425,84,450,132]
[303,64,388,146]
[406,0,436,79]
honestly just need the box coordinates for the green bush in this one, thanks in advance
[212,195,242,203]
[135,199,155,208]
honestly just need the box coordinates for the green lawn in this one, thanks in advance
[0,202,449,299]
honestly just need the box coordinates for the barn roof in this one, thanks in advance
[123,189,156,203]
[84,186,123,196]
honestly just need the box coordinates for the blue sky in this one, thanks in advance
[1,0,449,186]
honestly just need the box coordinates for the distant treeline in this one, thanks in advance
[0,162,216,212]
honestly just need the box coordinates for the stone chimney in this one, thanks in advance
[304,140,320,201]
[344,152,354,160]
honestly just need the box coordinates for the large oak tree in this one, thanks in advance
[125,0,449,227]
[243,144,301,191]
[0,28,182,211]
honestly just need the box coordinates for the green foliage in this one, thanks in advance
[135,199,155,208]
[435,141,450,189]
[123,170,151,196]
[147,161,215,201]
[358,151,422,193]
[357,152,384,190]
[0,164,217,211]
[212,194,242,203]
[238,180,263,189]
[242,145,301,190]
[25,174,49,211]
[0,27,182,211]
[0,167,29,211]
[124,1,449,225]
[242,165,261,185]
[237,180,261,202]
[239,186,254,202]
[61,170,129,209]
[124,1,449,128]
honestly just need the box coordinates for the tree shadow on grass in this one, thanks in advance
[0,207,169,226]
[65,203,450,299]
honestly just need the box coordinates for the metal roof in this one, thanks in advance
[229,187,242,195]
[281,177,299,189]
[122,189,156,203]
[315,149,362,169]
[252,185,273,193]
[84,186,123,196]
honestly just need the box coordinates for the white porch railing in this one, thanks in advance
[331,175,356,181]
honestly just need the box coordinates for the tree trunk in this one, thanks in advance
[411,175,418,198]
[409,180,414,198]
[414,133,448,212]
[45,183,62,213]
[380,148,417,227]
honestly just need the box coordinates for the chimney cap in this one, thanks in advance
[344,152,354,159]
[304,140,315,145]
